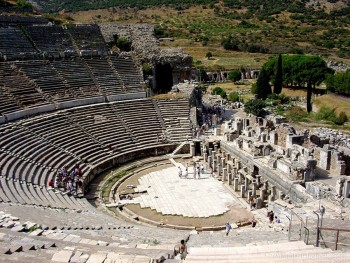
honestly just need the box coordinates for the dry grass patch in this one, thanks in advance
[314,94,350,117]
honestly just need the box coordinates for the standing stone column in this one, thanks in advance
[207,155,212,169]
[228,173,232,185]
[208,148,213,157]
[226,163,232,179]
[190,143,195,156]
[244,177,249,190]
[222,168,227,182]
[269,185,276,202]
[260,189,266,202]
[203,152,208,165]
[256,175,261,185]
[252,182,257,196]
[214,143,218,152]
[212,151,216,162]
[212,157,217,172]
[232,167,237,177]
[217,159,222,177]
[221,157,226,172]
[256,197,263,209]
[233,177,239,191]
[240,185,246,198]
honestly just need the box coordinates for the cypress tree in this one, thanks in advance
[274,54,283,94]
[255,67,271,99]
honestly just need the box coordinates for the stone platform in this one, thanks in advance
[123,165,237,218]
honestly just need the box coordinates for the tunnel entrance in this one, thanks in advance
[154,63,173,93]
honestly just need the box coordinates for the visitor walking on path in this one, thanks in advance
[178,166,182,178]
[179,239,188,260]
[268,211,274,223]
[225,222,232,236]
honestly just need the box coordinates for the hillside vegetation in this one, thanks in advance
[40,0,350,70]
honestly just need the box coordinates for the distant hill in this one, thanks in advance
[24,0,350,13]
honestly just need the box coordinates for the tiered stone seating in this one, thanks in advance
[185,242,350,262]
[0,88,21,115]
[0,123,87,186]
[68,104,134,153]
[0,15,49,26]
[0,63,47,108]
[155,99,192,142]
[51,58,101,98]
[0,27,36,56]
[0,209,184,262]
[113,99,165,148]
[26,25,76,57]
[21,114,112,166]
[109,56,143,93]
[67,25,108,55]
[84,57,124,95]
[15,60,74,102]
[0,176,89,210]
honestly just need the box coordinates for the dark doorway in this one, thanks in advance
[154,63,173,93]
[195,141,201,156]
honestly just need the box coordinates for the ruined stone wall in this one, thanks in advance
[99,24,192,88]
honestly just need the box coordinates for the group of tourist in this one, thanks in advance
[48,164,83,195]
[202,105,225,130]
[178,162,205,179]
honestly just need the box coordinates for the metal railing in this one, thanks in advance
[319,227,350,251]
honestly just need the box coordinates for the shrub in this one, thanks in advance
[315,106,337,122]
[142,63,153,76]
[244,99,266,117]
[228,70,241,82]
[115,37,131,51]
[285,106,308,122]
[334,112,348,125]
[228,92,239,102]
[212,87,224,95]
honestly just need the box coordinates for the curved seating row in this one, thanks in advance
[0,56,143,113]
[0,99,191,210]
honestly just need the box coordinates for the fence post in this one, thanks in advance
[335,230,340,251]
[288,211,293,241]
[313,211,320,247]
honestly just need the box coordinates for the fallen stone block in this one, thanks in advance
[86,253,107,263]
[29,229,43,236]
[24,222,37,230]
[3,222,15,228]
[11,225,25,232]
[52,250,73,262]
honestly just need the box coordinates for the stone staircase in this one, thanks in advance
[165,118,192,143]
[0,206,186,262]
[185,241,350,262]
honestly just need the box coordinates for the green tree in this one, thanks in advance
[264,55,333,112]
[228,70,241,82]
[244,99,266,117]
[326,70,350,95]
[254,67,271,99]
[274,54,283,94]
[206,51,213,60]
